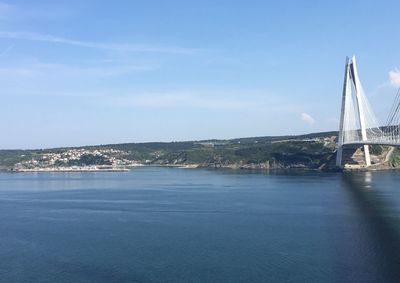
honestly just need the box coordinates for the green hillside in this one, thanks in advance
[0,131,339,170]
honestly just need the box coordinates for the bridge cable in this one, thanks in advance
[385,87,400,126]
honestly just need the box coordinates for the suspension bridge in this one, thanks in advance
[336,56,400,167]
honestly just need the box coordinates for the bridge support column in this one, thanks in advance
[351,57,371,166]
[363,145,371,166]
[337,56,371,167]
[336,57,349,167]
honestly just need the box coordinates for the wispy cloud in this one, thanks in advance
[301,112,315,125]
[0,60,157,78]
[0,2,15,18]
[0,43,13,56]
[125,93,247,110]
[389,68,400,87]
[0,31,199,54]
[108,91,303,113]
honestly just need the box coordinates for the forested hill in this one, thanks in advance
[2,130,400,171]
[0,131,340,170]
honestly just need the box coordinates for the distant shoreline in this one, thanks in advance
[3,164,400,173]
[11,166,133,172]
[9,164,200,173]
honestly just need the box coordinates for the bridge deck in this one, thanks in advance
[343,142,400,147]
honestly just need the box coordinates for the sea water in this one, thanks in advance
[0,167,400,283]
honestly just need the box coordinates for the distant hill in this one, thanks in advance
[0,131,340,170]
[3,130,399,171]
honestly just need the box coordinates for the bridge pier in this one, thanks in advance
[363,145,371,166]
[336,145,343,167]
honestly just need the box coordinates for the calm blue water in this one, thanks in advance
[0,167,400,283]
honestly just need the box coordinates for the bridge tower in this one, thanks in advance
[336,56,371,167]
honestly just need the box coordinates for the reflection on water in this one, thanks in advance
[340,171,400,283]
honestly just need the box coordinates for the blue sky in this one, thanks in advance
[1,0,400,149]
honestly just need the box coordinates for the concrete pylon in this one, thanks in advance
[336,57,349,167]
[336,56,371,167]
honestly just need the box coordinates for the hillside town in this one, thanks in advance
[13,148,141,172]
